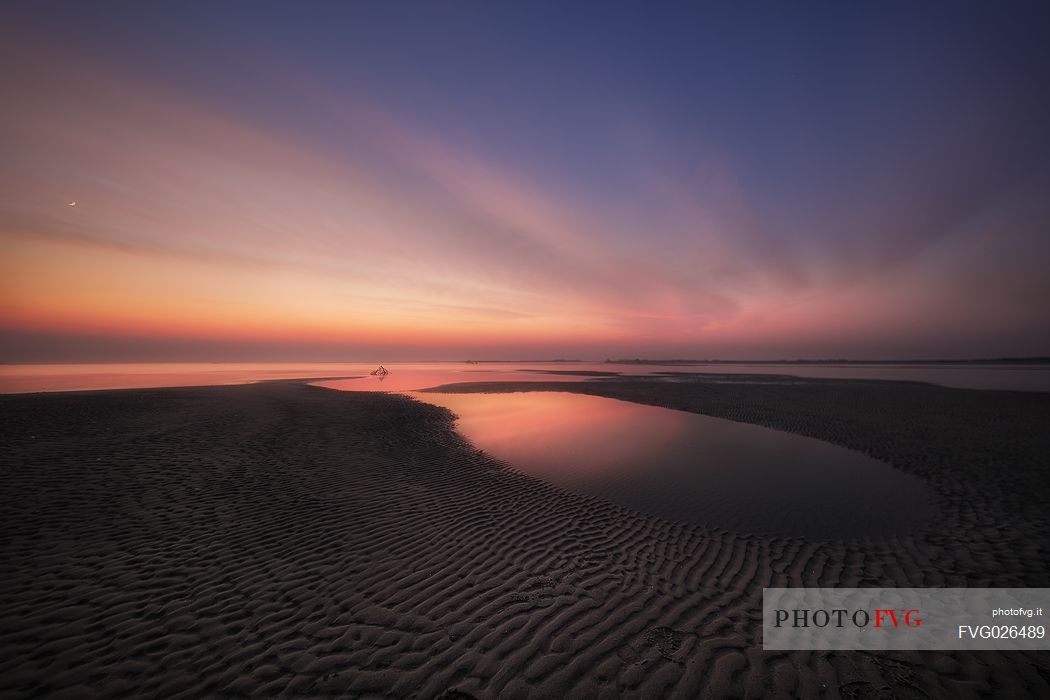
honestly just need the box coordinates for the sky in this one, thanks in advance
[2,1,1049,362]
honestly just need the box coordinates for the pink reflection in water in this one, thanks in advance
[413,391,688,480]
[0,362,360,393]
[2,361,1046,393]
[312,369,591,393]
[0,362,603,393]
[412,391,933,539]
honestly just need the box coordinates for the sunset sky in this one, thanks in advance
[2,2,1048,361]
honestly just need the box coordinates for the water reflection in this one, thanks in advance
[2,361,1047,393]
[0,362,597,393]
[313,368,593,393]
[414,391,933,539]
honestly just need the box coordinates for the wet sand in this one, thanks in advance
[2,377,1049,697]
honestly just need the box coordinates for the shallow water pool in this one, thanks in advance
[412,390,933,540]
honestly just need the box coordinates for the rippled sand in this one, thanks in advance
[2,377,1048,697]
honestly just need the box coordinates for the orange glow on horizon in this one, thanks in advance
[3,31,1046,362]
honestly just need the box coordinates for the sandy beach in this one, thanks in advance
[2,377,1049,698]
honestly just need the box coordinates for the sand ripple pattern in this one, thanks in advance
[2,380,1049,698]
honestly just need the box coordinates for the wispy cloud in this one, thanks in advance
[2,22,1047,361]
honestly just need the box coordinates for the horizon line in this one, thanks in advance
[2,356,1048,366]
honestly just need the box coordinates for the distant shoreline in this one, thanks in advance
[604,357,1050,366]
